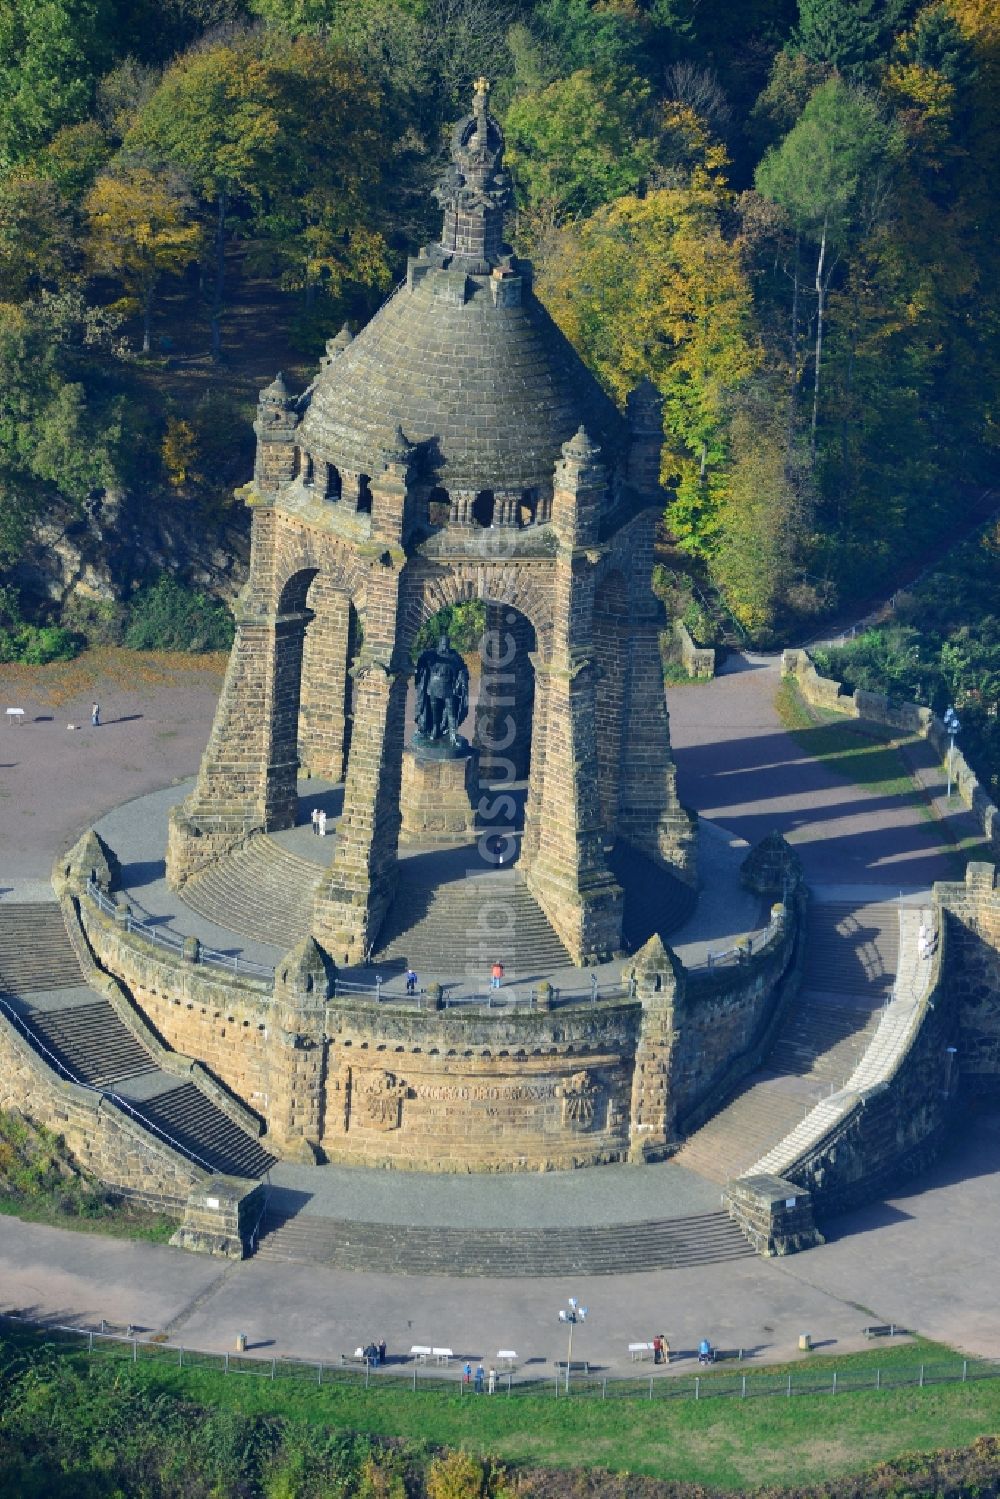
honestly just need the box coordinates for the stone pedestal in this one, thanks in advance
[400,747,478,844]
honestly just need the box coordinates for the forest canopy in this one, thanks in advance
[0,0,997,648]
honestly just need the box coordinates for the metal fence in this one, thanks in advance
[10,1319,999,1407]
[86,878,273,980]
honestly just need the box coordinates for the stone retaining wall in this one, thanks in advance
[0,1001,202,1214]
[937,862,1000,1094]
[675,898,804,1134]
[671,620,716,679]
[782,648,999,856]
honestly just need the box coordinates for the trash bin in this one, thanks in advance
[798,1333,812,1352]
[235,1332,247,1353]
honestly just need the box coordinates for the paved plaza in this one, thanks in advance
[1,647,997,1371]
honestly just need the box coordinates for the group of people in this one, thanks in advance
[918,922,937,961]
[310,807,329,837]
[652,1333,670,1364]
[462,1361,498,1393]
[362,1338,387,1366]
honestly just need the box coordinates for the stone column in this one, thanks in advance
[312,563,406,963]
[298,580,352,783]
[627,933,683,1162]
[521,428,623,962]
[166,511,308,886]
[449,489,475,526]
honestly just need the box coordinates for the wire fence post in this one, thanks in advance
[695,1377,700,1401]
[178,1346,183,1368]
[271,1358,276,1380]
[649,1376,653,1400]
[919,1364,924,1388]
[963,1360,968,1383]
[413,1366,417,1392]
[876,1368,880,1390]
[741,1374,746,1399]
[132,1338,137,1364]
[365,1362,370,1390]
[832,1371,837,1395]
[602,1378,607,1400]
[224,1352,229,1374]
[786,1373,791,1397]
[88,1331,93,1352]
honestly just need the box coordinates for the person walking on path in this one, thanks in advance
[490,959,504,990]
[463,1361,472,1387]
[311,807,320,835]
[474,1363,485,1393]
[487,1366,496,1395]
[406,968,418,996]
[318,809,327,837]
[91,703,100,727]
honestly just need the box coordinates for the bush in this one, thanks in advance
[59,594,127,646]
[124,575,234,652]
[0,623,79,663]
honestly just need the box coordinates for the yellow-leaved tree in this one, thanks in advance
[537,184,759,555]
[85,162,202,353]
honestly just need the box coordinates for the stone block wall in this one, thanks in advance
[938,862,1000,1093]
[0,1002,203,1213]
[671,620,716,679]
[673,903,803,1131]
[774,917,957,1216]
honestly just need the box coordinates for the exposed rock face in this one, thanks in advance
[13,487,250,613]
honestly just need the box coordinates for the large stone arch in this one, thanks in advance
[400,559,553,656]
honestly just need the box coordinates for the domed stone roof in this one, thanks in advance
[297,81,625,496]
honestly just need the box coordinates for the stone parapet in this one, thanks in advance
[671,619,716,679]
[170,1176,266,1258]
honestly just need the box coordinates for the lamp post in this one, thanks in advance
[557,1297,588,1393]
[943,707,961,799]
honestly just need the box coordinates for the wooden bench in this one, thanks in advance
[629,1341,655,1362]
[713,1348,745,1363]
[862,1324,905,1339]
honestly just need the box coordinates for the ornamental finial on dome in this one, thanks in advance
[562,425,601,464]
[434,81,513,269]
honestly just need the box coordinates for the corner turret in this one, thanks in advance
[253,371,300,496]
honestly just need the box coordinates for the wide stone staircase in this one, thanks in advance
[255,1202,753,1276]
[672,899,898,1185]
[375,867,572,976]
[180,837,321,950]
[609,842,699,953]
[0,901,275,1180]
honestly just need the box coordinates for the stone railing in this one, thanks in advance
[782,648,999,856]
[725,896,958,1249]
[671,619,716,679]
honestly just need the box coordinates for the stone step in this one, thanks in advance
[672,900,899,1184]
[181,838,321,949]
[0,904,274,1181]
[0,905,85,992]
[132,1083,275,1179]
[608,842,698,952]
[376,873,572,972]
[255,1207,753,1276]
[26,1002,160,1089]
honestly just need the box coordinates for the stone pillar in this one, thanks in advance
[592,590,628,831]
[493,489,520,527]
[617,509,697,883]
[298,580,352,783]
[166,510,310,886]
[370,429,412,546]
[266,936,333,1162]
[475,604,534,782]
[449,488,475,526]
[627,934,683,1162]
[522,430,622,962]
[312,559,406,962]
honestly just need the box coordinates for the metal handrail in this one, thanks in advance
[86,878,273,981]
[0,992,219,1176]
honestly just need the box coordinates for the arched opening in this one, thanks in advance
[592,570,629,833]
[472,489,495,527]
[325,463,342,501]
[427,486,450,527]
[357,474,373,514]
[300,451,314,485]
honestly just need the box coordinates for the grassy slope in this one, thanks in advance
[16,1329,998,1494]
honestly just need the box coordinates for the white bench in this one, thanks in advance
[432,1347,454,1365]
[629,1341,655,1361]
[410,1344,432,1362]
[497,1349,517,1371]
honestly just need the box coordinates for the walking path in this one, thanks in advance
[2,646,998,1367]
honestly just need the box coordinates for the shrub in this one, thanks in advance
[0,623,79,663]
[124,575,234,652]
[59,594,127,645]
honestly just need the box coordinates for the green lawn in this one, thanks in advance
[774,677,921,802]
[11,1324,1000,1494]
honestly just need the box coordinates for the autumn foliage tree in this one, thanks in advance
[85,161,202,352]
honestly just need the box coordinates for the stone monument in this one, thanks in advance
[166,79,697,967]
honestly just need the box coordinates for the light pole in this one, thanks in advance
[558,1297,588,1393]
[943,707,961,799]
